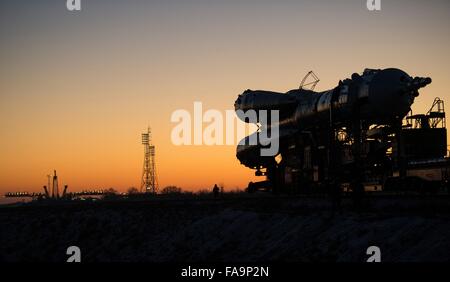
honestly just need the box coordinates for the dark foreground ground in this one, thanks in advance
[1,193,450,262]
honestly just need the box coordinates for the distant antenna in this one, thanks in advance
[52,170,59,199]
[48,174,52,198]
[299,71,320,91]
[141,127,158,194]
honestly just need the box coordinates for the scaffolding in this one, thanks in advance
[141,127,158,194]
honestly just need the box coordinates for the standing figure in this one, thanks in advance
[213,184,220,198]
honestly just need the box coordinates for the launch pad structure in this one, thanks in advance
[5,170,104,200]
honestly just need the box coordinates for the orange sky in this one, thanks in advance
[1,0,450,193]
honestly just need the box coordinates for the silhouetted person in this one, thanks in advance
[213,184,220,198]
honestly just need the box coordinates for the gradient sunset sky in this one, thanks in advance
[1,0,449,193]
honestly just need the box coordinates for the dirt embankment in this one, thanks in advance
[1,195,449,262]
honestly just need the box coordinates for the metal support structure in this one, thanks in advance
[141,127,158,194]
[52,170,59,199]
[299,71,320,91]
[395,120,407,178]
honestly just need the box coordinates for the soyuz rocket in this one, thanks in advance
[234,68,432,172]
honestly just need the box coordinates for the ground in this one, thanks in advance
[0,194,449,262]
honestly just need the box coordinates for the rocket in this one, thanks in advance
[234,68,431,170]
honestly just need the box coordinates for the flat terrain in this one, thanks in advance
[1,194,450,262]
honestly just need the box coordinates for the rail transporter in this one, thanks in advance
[235,68,449,194]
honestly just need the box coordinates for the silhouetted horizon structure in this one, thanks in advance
[141,127,158,194]
[4,170,105,200]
